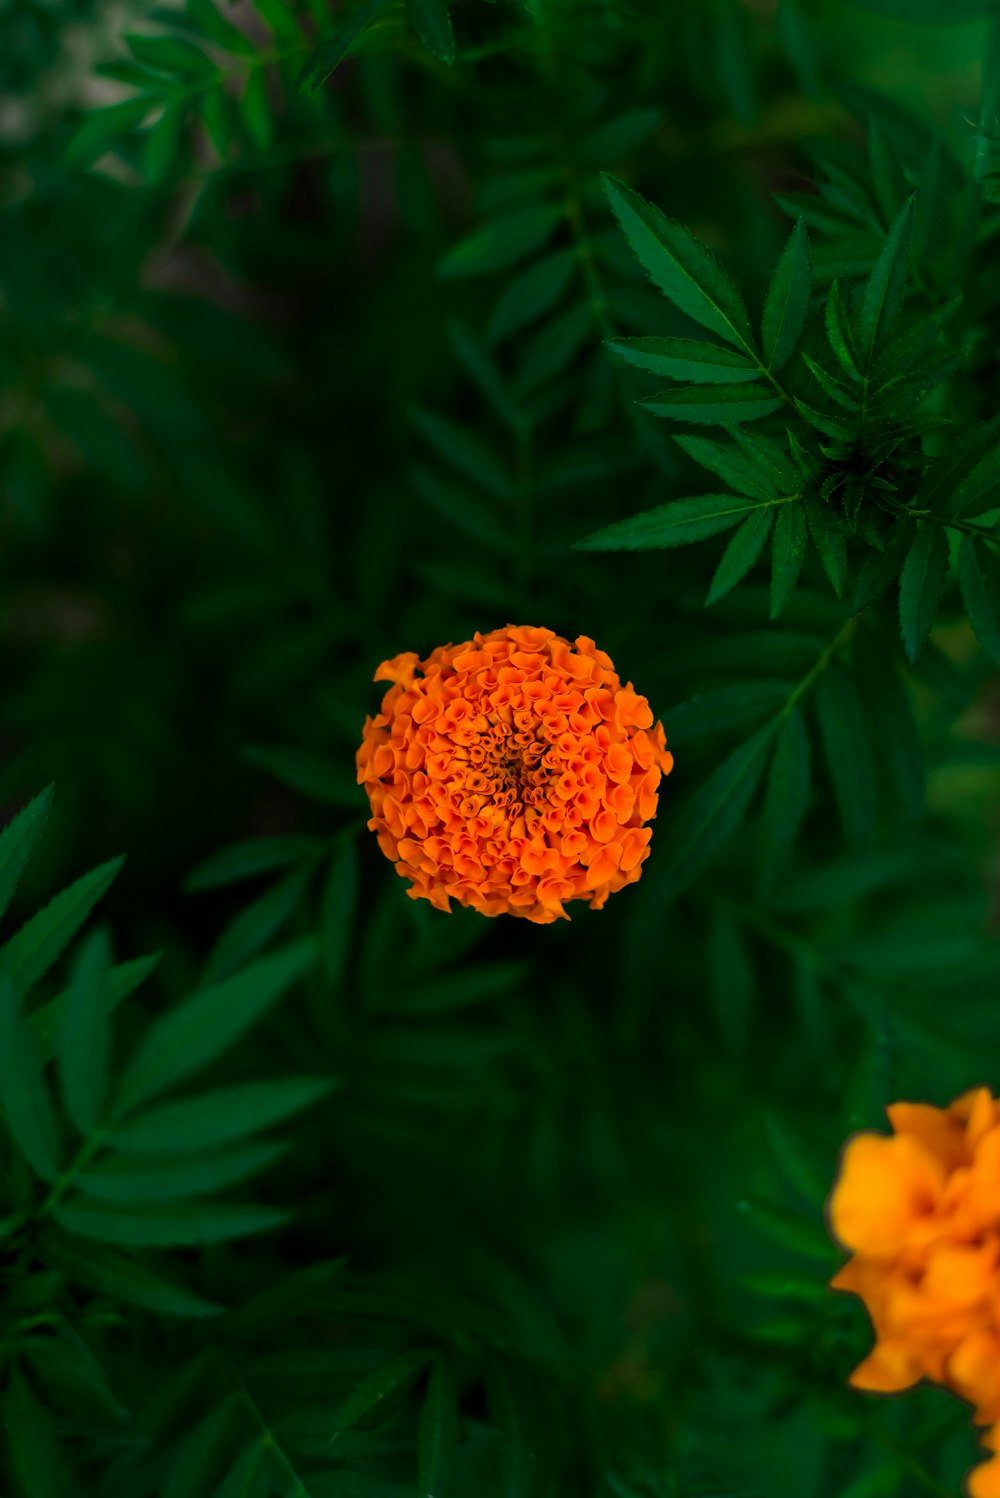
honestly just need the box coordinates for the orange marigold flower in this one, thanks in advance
[829,1088,1000,1496]
[356,624,673,924]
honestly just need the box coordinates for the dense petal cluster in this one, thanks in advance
[829,1089,1000,1498]
[356,625,673,924]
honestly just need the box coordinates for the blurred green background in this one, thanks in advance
[3,1,1000,1494]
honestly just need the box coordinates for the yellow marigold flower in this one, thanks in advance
[829,1088,1000,1496]
[356,624,673,924]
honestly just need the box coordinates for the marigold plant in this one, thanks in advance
[356,625,673,923]
[829,1089,1000,1498]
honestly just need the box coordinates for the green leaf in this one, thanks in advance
[0,855,123,998]
[858,653,924,817]
[515,302,591,394]
[411,407,515,499]
[737,1198,835,1262]
[765,1112,830,1203]
[332,1348,436,1441]
[660,724,778,896]
[762,218,812,373]
[110,1075,335,1154]
[870,297,961,388]
[0,978,62,1182]
[322,841,359,984]
[446,320,523,434]
[898,521,949,662]
[602,174,755,351]
[53,1199,290,1246]
[144,99,187,186]
[298,0,394,90]
[706,508,774,604]
[125,32,214,76]
[607,336,759,383]
[4,1365,73,1498]
[815,666,877,849]
[823,281,861,383]
[575,492,778,551]
[844,996,893,1133]
[381,959,529,1014]
[918,415,1000,517]
[202,865,311,984]
[959,535,1000,665]
[161,1396,243,1498]
[801,353,860,411]
[243,744,360,806]
[58,929,112,1137]
[438,206,563,280]
[241,67,272,148]
[707,908,754,1051]
[41,1235,220,1317]
[803,495,847,596]
[663,681,789,747]
[66,97,152,167]
[419,1358,458,1498]
[75,1140,285,1203]
[642,383,782,424]
[410,0,455,63]
[756,709,811,893]
[674,434,776,499]
[0,785,53,927]
[116,938,317,1112]
[770,501,808,618]
[411,466,510,550]
[858,196,916,366]
[951,444,1000,521]
[486,250,576,345]
[851,523,915,614]
[185,835,323,892]
[31,952,160,1065]
[578,108,662,165]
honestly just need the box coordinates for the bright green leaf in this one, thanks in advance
[761,217,812,373]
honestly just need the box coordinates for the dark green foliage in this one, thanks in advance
[3,1,1000,1496]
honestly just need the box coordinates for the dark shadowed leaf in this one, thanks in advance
[0,785,54,928]
[756,709,811,893]
[419,1357,458,1498]
[0,856,123,997]
[438,207,563,281]
[4,1365,74,1498]
[410,0,455,64]
[898,522,949,662]
[858,196,915,365]
[117,938,317,1111]
[41,1236,221,1317]
[322,840,359,984]
[958,535,1000,665]
[815,666,877,849]
[0,978,62,1182]
[58,928,112,1136]
[298,0,394,91]
[332,1348,435,1441]
[858,653,925,817]
[53,1199,291,1245]
[110,1074,335,1154]
[660,724,778,895]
